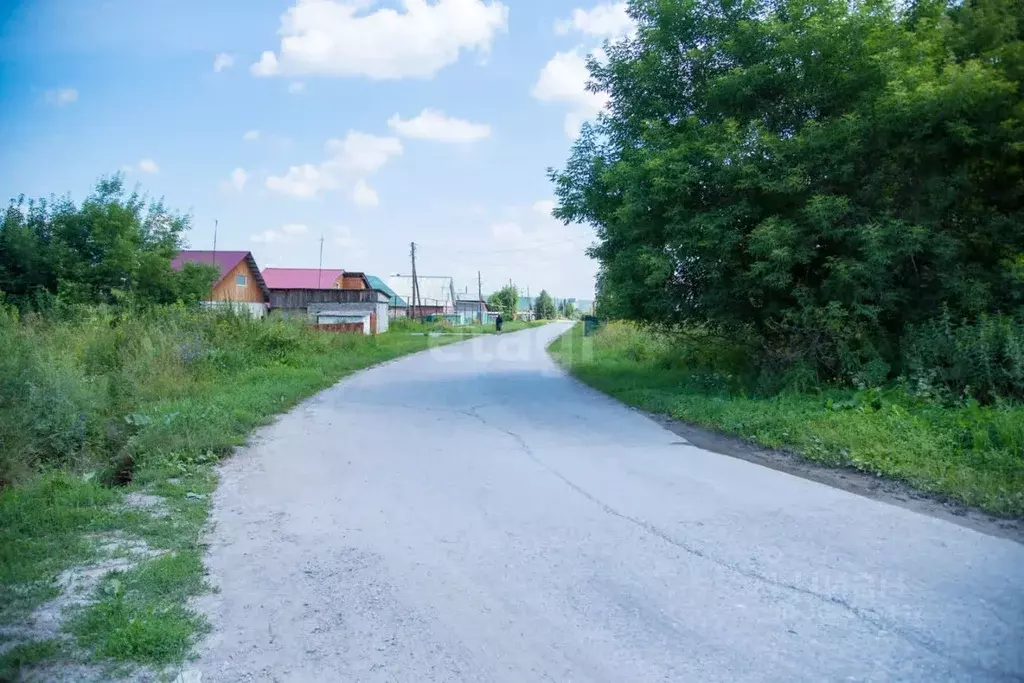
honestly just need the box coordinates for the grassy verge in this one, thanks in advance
[549,322,1024,517]
[388,318,549,335]
[0,306,460,677]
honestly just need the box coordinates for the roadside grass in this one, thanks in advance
[549,322,1024,517]
[0,306,462,676]
[66,551,208,666]
[389,318,548,335]
[0,640,63,680]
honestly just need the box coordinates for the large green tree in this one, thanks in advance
[1,175,215,308]
[534,290,557,319]
[552,0,1024,381]
[488,284,519,320]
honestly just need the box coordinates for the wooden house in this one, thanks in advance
[171,250,269,317]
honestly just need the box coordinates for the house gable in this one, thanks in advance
[211,256,267,303]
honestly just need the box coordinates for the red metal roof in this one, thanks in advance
[172,250,250,280]
[262,268,345,290]
[172,250,269,299]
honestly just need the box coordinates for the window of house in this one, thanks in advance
[236,273,247,287]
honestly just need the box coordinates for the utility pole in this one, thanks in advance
[317,235,325,289]
[410,242,419,320]
[478,270,484,324]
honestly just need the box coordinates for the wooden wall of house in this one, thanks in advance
[211,259,265,303]
[341,275,366,290]
[269,288,387,309]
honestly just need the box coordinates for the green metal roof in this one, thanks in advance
[366,275,407,307]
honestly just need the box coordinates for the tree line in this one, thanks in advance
[487,285,577,321]
[1,175,217,310]
[551,0,1024,399]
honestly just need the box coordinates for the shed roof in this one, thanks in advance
[172,250,269,298]
[366,275,407,307]
[262,268,345,290]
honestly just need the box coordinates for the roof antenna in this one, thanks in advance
[212,219,218,267]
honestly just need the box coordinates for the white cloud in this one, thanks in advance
[532,49,608,138]
[251,0,509,80]
[287,81,306,93]
[533,199,556,216]
[251,223,310,244]
[126,158,161,174]
[45,87,78,106]
[266,163,337,198]
[352,179,379,208]
[325,131,403,173]
[224,168,249,193]
[213,53,235,73]
[388,109,491,143]
[266,131,402,200]
[243,129,260,141]
[555,3,633,38]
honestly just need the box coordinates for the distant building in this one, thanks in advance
[366,275,408,318]
[262,268,370,291]
[388,275,456,317]
[455,291,492,325]
[171,250,269,318]
[263,268,389,334]
[517,296,536,321]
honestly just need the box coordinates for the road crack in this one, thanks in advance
[463,407,1008,680]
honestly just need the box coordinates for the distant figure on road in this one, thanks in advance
[495,314,504,333]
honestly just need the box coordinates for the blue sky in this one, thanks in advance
[0,0,635,299]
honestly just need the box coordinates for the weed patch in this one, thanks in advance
[67,552,208,667]
[0,307,461,675]
[550,323,1024,517]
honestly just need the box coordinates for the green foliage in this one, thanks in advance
[0,640,63,680]
[903,311,1024,403]
[0,472,120,622]
[551,0,1024,395]
[0,175,212,309]
[0,304,453,486]
[534,290,557,320]
[488,284,519,320]
[67,551,209,666]
[0,308,461,672]
[560,300,578,320]
[551,323,1024,516]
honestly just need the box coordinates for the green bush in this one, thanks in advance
[551,0,1024,391]
[903,313,1024,403]
[552,322,1024,516]
[0,304,414,486]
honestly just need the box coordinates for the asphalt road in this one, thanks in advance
[195,323,1024,682]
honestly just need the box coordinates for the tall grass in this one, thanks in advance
[1,304,453,665]
[551,322,1024,517]
[1,304,417,486]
